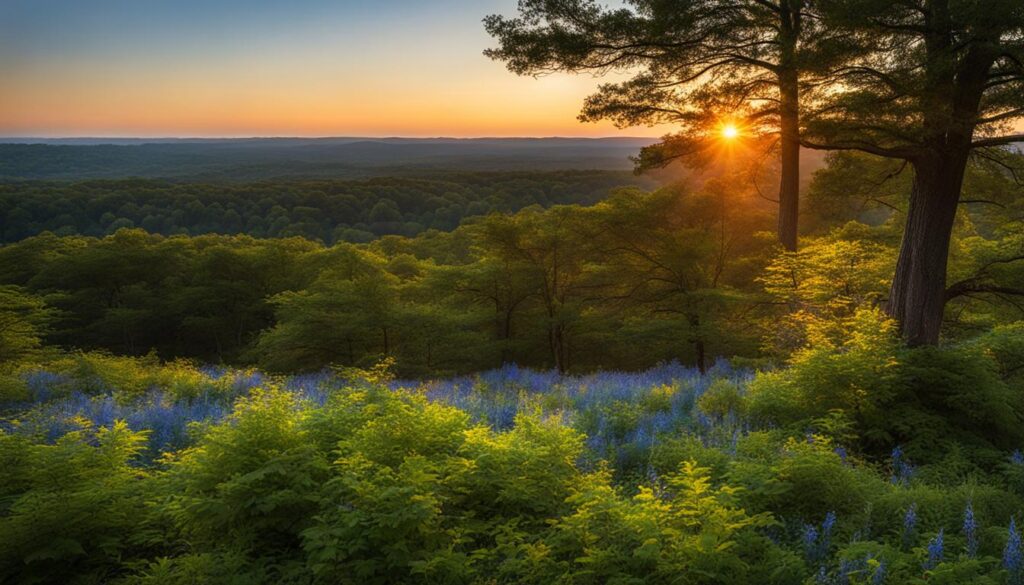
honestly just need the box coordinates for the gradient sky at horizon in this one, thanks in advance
[0,0,667,138]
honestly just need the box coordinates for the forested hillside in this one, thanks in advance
[0,171,654,243]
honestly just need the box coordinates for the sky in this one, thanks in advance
[0,0,664,138]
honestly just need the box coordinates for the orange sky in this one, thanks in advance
[5,1,1018,139]
[0,64,660,138]
[0,1,668,138]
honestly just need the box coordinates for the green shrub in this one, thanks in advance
[165,388,328,563]
[697,379,746,420]
[0,422,154,585]
[0,371,29,403]
[747,309,1024,460]
[541,461,786,585]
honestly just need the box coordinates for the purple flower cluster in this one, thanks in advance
[804,511,837,564]
[890,446,914,486]
[902,502,918,549]
[392,360,752,470]
[964,502,978,558]
[3,360,751,468]
[923,528,943,570]
[1007,518,1023,585]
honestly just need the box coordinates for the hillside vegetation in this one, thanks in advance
[1,151,1024,583]
[0,171,656,243]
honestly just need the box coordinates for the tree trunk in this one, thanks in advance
[500,307,514,365]
[688,313,707,374]
[887,153,968,345]
[777,68,800,252]
[550,324,566,373]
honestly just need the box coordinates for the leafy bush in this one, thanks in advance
[165,388,328,564]
[2,355,1024,583]
[697,378,746,420]
[748,309,1024,459]
[0,422,154,584]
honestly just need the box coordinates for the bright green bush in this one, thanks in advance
[697,379,746,420]
[165,388,328,564]
[540,462,792,585]
[0,422,154,585]
[0,371,29,403]
[747,310,1024,459]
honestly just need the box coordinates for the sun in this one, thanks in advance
[721,124,739,139]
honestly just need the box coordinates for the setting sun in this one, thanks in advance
[721,124,739,139]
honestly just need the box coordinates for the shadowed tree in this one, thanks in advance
[484,0,842,251]
[589,185,771,371]
[804,0,1024,345]
[0,286,53,364]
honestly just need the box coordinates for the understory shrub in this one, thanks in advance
[2,353,1024,583]
[747,310,1024,461]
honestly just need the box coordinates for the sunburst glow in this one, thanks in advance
[721,124,739,139]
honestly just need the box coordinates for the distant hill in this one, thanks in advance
[0,137,659,181]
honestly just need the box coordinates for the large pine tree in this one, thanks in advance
[804,0,1024,344]
[484,0,839,252]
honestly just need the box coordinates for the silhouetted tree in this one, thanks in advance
[485,0,841,251]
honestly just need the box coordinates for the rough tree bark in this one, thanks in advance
[887,150,970,345]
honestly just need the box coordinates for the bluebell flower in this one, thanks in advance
[871,560,886,585]
[803,524,820,562]
[834,446,848,463]
[804,512,836,564]
[891,446,914,486]
[822,511,837,537]
[1006,518,1023,585]
[902,503,918,548]
[964,502,978,559]
[1012,450,1024,466]
[923,528,943,570]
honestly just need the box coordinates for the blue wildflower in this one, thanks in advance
[1006,518,1023,585]
[834,446,848,463]
[821,511,836,559]
[902,503,918,548]
[964,502,978,559]
[891,446,914,486]
[804,512,836,564]
[803,524,820,562]
[871,560,886,585]
[923,528,943,570]
[1012,450,1024,466]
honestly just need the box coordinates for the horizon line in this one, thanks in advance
[0,135,661,141]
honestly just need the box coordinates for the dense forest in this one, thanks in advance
[0,171,655,243]
[3,0,1024,583]
[0,138,654,180]
[3,151,1021,376]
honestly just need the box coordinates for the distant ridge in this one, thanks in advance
[0,137,660,181]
